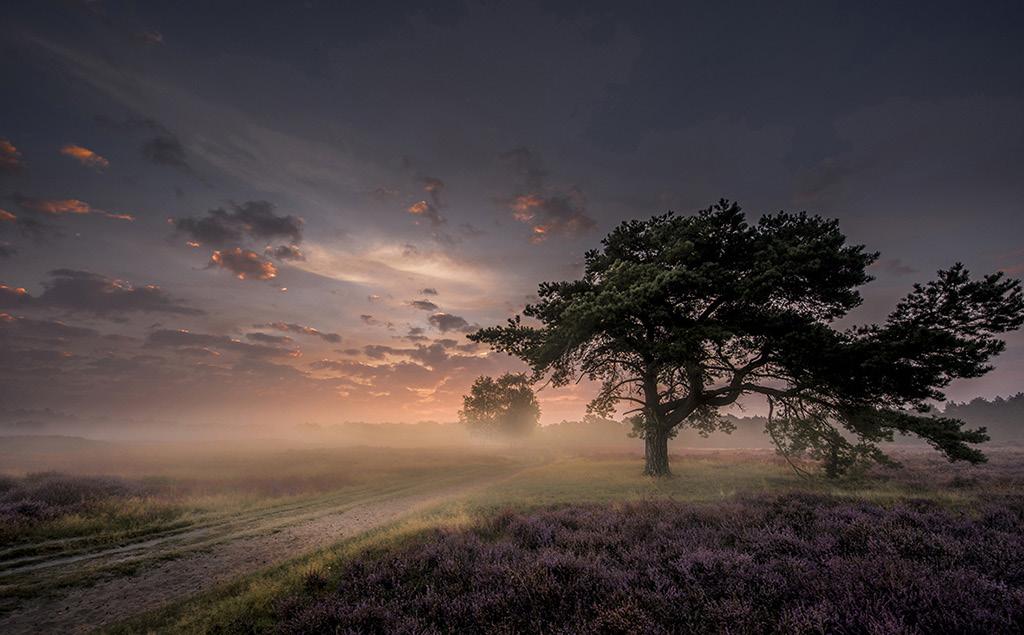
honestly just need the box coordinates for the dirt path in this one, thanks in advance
[0,477,496,634]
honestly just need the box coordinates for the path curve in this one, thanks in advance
[0,477,498,634]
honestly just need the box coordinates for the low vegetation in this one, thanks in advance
[106,449,1024,634]
[275,493,1024,634]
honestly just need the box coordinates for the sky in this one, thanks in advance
[1,0,1023,432]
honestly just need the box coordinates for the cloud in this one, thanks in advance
[508,188,594,243]
[422,176,445,206]
[252,321,341,343]
[142,133,191,171]
[0,139,23,173]
[498,147,594,242]
[95,116,194,174]
[500,146,547,190]
[147,329,299,359]
[174,200,303,247]
[265,244,305,261]
[208,248,278,280]
[0,270,202,315]
[60,144,109,170]
[0,284,32,307]
[410,299,439,311]
[0,243,15,258]
[428,312,474,333]
[0,209,14,223]
[245,332,294,345]
[14,196,134,221]
[420,287,439,295]
[404,326,429,342]
[407,200,444,227]
[0,313,98,339]
[360,314,395,329]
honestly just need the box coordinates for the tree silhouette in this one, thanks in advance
[471,201,1024,476]
[459,373,540,438]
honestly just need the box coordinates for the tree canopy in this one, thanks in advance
[459,373,540,438]
[471,201,1024,476]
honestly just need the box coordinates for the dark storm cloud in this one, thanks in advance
[428,312,474,333]
[175,201,303,247]
[0,242,15,258]
[246,332,294,345]
[208,248,278,281]
[265,244,305,261]
[147,329,298,359]
[252,321,341,343]
[409,299,439,311]
[0,270,202,316]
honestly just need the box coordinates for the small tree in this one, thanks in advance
[471,201,1024,477]
[459,373,540,438]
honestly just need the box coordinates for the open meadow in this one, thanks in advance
[2,435,1023,633]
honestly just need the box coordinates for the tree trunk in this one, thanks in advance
[643,427,671,477]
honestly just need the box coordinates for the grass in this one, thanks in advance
[103,448,1024,634]
[0,446,527,608]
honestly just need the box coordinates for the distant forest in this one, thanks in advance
[942,393,1024,444]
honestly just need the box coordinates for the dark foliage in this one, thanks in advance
[276,494,1024,634]
[459,373,540,438]
[472,201,1024,475]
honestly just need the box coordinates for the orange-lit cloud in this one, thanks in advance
[60,144,110,170]
[0,139,22,172]
[510,194,543,222]
[407,200,444,226]
[15,197,134,221]
[19,198,92,215]
[507,189,594,243]
[0,209,15,222]
[208,248,278,280]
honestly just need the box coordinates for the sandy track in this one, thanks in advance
[0,478,493,634]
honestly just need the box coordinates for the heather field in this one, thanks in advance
[274,495,1024,634]
[83,447,1024,635]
